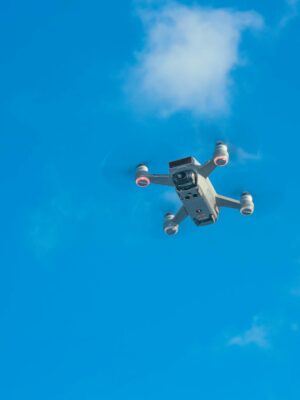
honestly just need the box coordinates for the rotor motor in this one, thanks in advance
[135,164,150,187]
[213,142,229,166]
[240,192,254,216]
[163,213,179,235]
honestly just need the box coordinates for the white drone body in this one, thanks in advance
[136,142,254,235]
[135,142,254,235]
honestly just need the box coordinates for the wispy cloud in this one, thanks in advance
[289,261,300,297]
[27,193,96,259]
[290,286,300,297]
[127,2,263,117]
[228,318,269,349]
[233,146,262,163]
[161,190,181,206]
[279,0,299,27]
[290,323,299,332]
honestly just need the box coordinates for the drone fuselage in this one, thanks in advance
[169,157,219,226]
[135,142,254,235]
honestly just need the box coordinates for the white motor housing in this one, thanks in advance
[213,142,229,166]
[240,192,254,216]
[163,213,179,236]
[135,164,150,187]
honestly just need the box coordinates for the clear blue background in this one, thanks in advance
[1,1,300,399]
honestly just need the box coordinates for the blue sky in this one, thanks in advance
[1,0,300,399]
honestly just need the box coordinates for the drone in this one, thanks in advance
[135,142,254,235]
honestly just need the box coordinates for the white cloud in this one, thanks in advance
[228,319,269,349]
[128,2,263,117]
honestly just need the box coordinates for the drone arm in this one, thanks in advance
[216,194,241,209]
[136,165,173,187]
[198,142,230,177]
[164,206,188,235]
[197,160,217,178]
[148,174,174,186]
[172,206,188,225]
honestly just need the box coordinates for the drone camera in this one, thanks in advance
[172,170,197,191]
